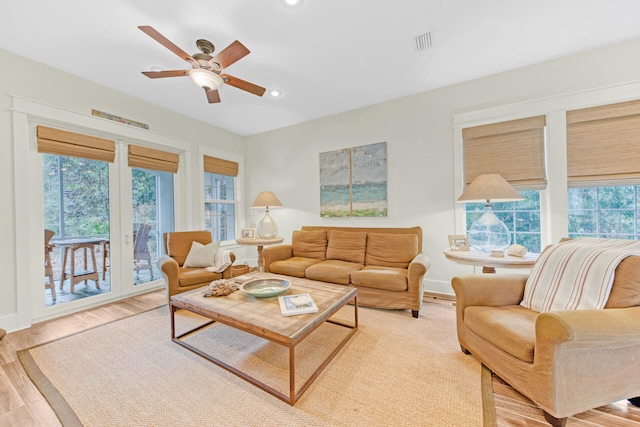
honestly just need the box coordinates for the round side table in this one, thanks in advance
[236,237,284,271]
[443,249,538,273]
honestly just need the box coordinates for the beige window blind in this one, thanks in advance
[462,115,547,190]
[567,99,640,187]
[203,155,238,177]
[37,125,116,162]
[128,145,179,173]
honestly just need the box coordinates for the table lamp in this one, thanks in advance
[457,174,524,252]
[251,191,283,239]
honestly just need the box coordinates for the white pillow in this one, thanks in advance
[182,241,220,268]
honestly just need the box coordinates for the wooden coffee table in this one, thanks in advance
[170,272,358,405]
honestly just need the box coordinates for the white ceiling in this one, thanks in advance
[2,1,640,136]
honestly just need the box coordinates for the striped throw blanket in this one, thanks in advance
[521,238,640,312]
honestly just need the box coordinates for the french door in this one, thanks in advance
[38,145,175,317]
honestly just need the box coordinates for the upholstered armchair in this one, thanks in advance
[157,230,235,301]
[452,253,640,427]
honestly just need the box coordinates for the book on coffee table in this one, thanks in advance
[278,293,318,316]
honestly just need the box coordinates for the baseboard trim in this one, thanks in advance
[423,291,456,301]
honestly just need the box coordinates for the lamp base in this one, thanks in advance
[467,206,511,252]
[257,210,278,239]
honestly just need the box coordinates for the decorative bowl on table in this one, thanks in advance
[240,278,290,298]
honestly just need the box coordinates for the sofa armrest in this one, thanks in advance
[452,274,528,309]
[531,306,640,417]
[405,253,431,312]
[262,245,293,272]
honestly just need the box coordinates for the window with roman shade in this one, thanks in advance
[203,155,238,177]
[566,99,640,187]
[462,115,547,190]
[203,155,238,241]
[37,125,116,162]
[128,145,179,173]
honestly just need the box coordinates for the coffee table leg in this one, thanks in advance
[289,345,296,403]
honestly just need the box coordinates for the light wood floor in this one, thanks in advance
[2,292,640,426]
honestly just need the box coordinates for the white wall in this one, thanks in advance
[244,37,640,295]
[0,48,245,327]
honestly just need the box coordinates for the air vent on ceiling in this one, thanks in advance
[414,32,432,52]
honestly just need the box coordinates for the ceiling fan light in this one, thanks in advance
[281,0,303,7]
[189,69,223,91]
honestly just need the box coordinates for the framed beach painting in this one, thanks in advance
[320,142,387,217]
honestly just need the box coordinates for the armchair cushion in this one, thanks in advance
[606,256,640,308]
[183,241,220,268]
[177,267,223,287]
[167,230,212,266]
[464,305,537,363]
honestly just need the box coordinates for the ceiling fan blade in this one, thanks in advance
[141,70,189,78]
[212,41,250,69]
[138,26,194,63]
[206,89,221,103]
[222,74,266,97]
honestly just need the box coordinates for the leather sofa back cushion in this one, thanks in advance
[167,231,213,266]
[326,230,367,264]
[365,233,418,268]
[292,230,327,260]
[605,255,640,308]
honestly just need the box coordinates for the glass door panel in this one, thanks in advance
[43,154,111,306]
[132,168,174,285]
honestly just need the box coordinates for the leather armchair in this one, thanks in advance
[452,259,640,427]
[157,230,235,301]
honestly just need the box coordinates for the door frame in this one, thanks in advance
[12,96,191,328]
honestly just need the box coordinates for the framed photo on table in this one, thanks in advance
[448,235,469,251]
[241,228,257,239]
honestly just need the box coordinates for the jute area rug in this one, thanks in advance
[19,302,484,426]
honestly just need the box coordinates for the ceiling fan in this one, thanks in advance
[138,25,266,104]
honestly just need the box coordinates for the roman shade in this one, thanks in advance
[203,155,238,177]
[128,145,179,173]
[37,125,115,162]
[462,115,547,190]
[567,99,640,187]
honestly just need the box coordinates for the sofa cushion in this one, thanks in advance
[465,305,537,364]
[269,257,323,278]
[167,231,213,266]
[350,266,408,291]
[606,256,640,308]
[305,260,364,285]
[326,230,367,264]
[365,233,418,268]
[292,230,327,260]
[183,241,220,267]
[177,267,222,288]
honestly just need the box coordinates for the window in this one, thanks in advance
[568,186,640,239]
[465,190,542,252]
[461,116,546,253]
[204,172,236,241]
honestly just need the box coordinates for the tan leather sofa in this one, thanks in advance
[452,255,640,426]
[262,226,430,317]
[157,230,235,301]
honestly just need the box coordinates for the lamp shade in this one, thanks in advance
[251,191,283,208]
[457,174,524,203]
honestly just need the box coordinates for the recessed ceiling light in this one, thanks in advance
[269,89,282,97]
[280,0,303,8]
